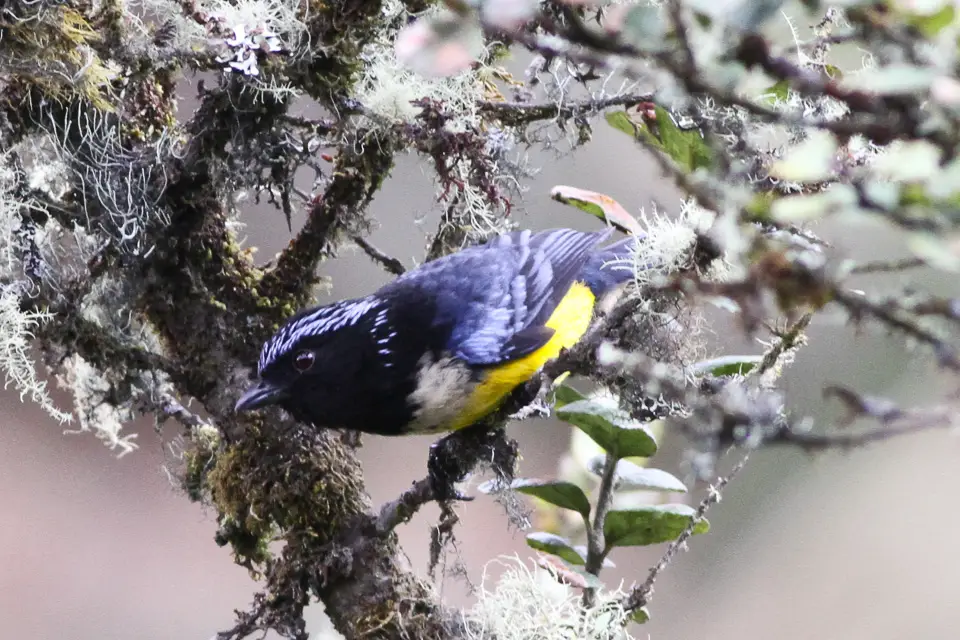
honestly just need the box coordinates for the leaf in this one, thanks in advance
[842,64,937,96]
[395,11,485,78]
[573,545,615,568]
[770,184,859,223]
[872,140,943,183]
[691,355,763,377]
[510,478,592,518]
[550,186,643,236]
[604,504,710,548]
[613,460,689,493]
[824,64,843,79]
[907,232,960,272]
[526,532,586,565]
[605,110,639,138]
[769,131,838,183]
[557,398,658,459]
[552,382,587,408]
[745,191,776,220]
[760,79,790,104]
[906,3,956,37]
[605,105,714,172]
[631,607,651,624]
[536,554,603,589]
[589,456,688,492]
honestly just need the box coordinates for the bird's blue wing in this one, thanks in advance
[382,228,612,366]
[578,235,642,297]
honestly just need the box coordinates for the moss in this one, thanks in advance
[1,6,119,110]
[205,428,368,570]
[182,434,219,503]
[292,0,389,101]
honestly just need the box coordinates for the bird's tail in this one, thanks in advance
[578,235,640,297]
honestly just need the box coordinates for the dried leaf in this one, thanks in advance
[550,185,643,235]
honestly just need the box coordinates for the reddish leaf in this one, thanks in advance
[550,185,643,236]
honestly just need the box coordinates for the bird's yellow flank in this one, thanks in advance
[448,281,596,430]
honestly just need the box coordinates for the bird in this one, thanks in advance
[235,227,637,437]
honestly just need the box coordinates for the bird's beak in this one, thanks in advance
[235,379,288,413]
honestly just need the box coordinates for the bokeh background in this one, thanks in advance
[3,13,960,639]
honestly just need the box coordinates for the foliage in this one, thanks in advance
[2,0,959,639]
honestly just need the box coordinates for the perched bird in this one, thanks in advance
[235,227,636,436]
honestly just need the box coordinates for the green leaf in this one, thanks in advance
[526,532,586,565]
[907,231,960,272]
[842,64,937,96]
[552,382,587,408]
[760,79,790,104]
[745,191,777,220]
[605,110,639,137]
[691,355,763,377]
[605,106,714,172]
[873,140,943,183]
[631,607,651,624]
[557,399,658,459]
[906,4,956,37]
[604,504,710,548]
[573,545,615,568]
[589,456,688,492]
[769,131,838,183]
[510,478,591,519]
[824,64,843,79]
[770,184,859,223]
[550,185,643,236]
[611,459,689,493]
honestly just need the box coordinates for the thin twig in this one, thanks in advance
[848,257,928,275]
[621,454,749,617]
[583,452,619,606]
[773,402,960,450]
[350,233,406,275]
[478,92,653,124]
[374,478,434,536]
[157,393,212,430]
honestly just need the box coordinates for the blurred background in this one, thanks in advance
[3,16,960,640]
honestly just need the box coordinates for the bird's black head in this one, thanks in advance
[234,297,385,425]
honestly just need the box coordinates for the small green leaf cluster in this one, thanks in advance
[484,383,706,622]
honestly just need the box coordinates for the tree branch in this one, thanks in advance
[621,455,749,617]
[257,143,396,303]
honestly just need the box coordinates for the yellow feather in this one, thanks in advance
[448,282,596,431]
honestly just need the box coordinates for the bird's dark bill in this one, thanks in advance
[235,380,288,413]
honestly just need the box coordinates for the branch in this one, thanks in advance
[848,256,928,275]
[478,92,653,125]
[830,286,960,371]
[772,393,960,450]
[621,455,749,617]
[350,233,406,275]
[257,143,396,303]
[373,477,433,535]
[582,451,618,607]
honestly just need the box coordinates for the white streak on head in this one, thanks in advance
[259,296,380,373]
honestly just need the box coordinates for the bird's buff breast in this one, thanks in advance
[407,282,597,433]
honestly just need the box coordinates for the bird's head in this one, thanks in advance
[234,297,382,420]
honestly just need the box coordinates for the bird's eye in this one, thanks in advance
[293,350,315,372]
